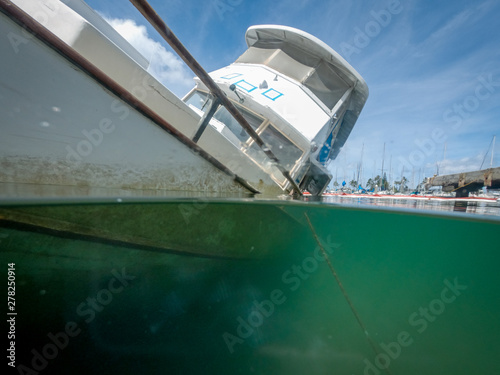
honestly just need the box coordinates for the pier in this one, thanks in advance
[425,167,500,197]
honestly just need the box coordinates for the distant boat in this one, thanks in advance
[0,0,368,197]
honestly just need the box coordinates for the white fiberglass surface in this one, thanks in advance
[236,46,350,110]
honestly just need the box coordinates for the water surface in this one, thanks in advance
[1,198,499,374]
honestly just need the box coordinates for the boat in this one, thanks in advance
[2,2,499,375]
[0,0,368,197]
[182,24,369,196]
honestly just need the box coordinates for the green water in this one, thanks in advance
[1,200,499,374]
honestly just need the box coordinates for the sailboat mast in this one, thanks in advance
[381,143,386,189]
[437,142,447,176]
[389,155,392,192]
[381,143,385,177]
[491,135,496,168]
[357,143,364,184]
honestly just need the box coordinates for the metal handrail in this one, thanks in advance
[129,0,302,196]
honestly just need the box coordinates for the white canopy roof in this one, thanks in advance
[245,25,368,99]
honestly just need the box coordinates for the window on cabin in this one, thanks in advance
[185,90,304,183]
[185,90,263,143]
[259,125,303,170]
[185,90,210,111]
[245,123,304,186]
[203,95,305,172]
[303,61,350,110]
[213,105,263,143]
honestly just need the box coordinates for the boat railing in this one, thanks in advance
[129,0,302,196]
[0,0,263,195]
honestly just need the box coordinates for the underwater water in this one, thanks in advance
[1,199,499,375]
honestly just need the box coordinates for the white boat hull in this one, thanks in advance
[0,9,250,194]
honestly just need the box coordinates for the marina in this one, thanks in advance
[316,191,500,203]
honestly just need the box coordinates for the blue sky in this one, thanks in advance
[85,0,500,188]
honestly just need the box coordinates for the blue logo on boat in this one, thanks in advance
[234,79,257,92]
[262,88,284,101]
[220,73,243,80]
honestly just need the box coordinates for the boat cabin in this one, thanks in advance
[184,25,368,195]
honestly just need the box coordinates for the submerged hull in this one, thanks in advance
[2,199,499,374]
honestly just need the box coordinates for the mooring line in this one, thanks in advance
[304,212,393,375]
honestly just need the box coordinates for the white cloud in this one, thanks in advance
[428,9,474,41]
[432,152,490,176]
[103,17,194,96]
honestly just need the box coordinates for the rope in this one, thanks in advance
[479,137,495,170]
[304,212,393,375]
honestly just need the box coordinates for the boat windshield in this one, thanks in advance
[259,124,303,170]
[236,46,350,110]
[186,91,262,143]
[185,90,304,184]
